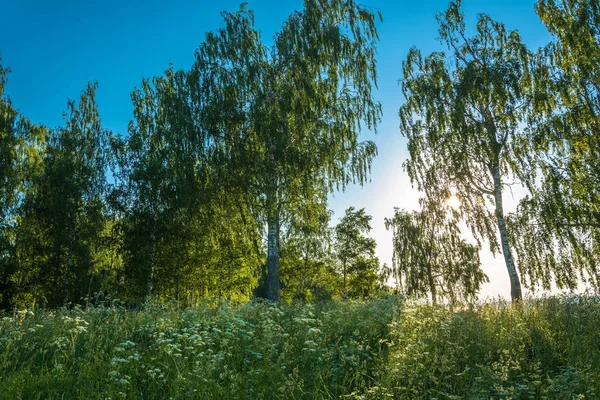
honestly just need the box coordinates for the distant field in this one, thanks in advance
[1,297,598,399]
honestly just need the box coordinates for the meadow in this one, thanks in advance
[1,296,599,399]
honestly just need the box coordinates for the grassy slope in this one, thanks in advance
[0,297,598,399]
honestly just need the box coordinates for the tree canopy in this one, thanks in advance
[334,207,379,299]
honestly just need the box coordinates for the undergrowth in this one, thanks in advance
[370,296,600,400]
[0,297,397,399]
[1,296,599,399]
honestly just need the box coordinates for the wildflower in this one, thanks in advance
[307,327,321,335]
[111,357,128,365]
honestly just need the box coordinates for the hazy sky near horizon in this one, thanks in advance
[2,0,560,298]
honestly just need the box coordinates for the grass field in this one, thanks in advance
[1,296,599,399]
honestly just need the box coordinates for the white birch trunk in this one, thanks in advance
[492,165,523,301]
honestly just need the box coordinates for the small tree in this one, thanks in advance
[334,207,379,299]
[385,200,487,304]
[279,199,336,301]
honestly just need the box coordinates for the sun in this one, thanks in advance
[447,195,461,210]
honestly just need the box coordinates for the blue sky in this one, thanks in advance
[2,0,555,298]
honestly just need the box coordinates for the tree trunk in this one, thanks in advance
[298,243,309,301]
[343,260,347,299]
[492,165,523,301]
[63,247,72,308]
[63,215,76,308]
[266,208,280,302]
[427,263,437,305]
[146,212,157,303]
[425,239,436,305]
[146,251,154,303]
[86,276,93,306]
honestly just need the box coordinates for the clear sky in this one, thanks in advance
[2,0,558,299]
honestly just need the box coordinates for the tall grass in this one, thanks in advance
[371,296,600,399]
[1,296,599,399]
[0,298,398,399]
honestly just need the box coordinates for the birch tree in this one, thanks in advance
[190,0,381,301]
[510,0,600,290]
[15,83,111,307]
[117,68,261,302]
[399,0,531,300]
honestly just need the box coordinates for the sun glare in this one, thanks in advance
[447,195,461,210]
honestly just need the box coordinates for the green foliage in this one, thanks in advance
[10,83,112,308]
[509,0,600,291]
[335,207,380,299]
[0,297,398,399]
[111,68,262,303]
[189,0,382,301]
[0,59,46,309]
[2,297,600,399]
[399,0,533,300]
[371,297,600,399]
[279,201,339,301]
[385,200,488,304]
